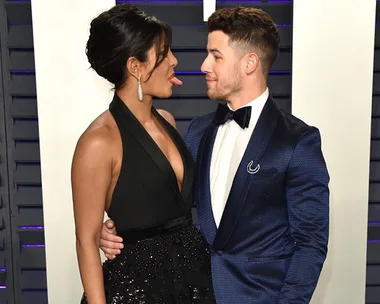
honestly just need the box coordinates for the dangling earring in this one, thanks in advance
[137,76,143,101]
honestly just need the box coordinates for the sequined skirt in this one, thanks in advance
[80,216,215,303]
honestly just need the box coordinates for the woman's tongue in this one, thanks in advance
[169,76,183,86]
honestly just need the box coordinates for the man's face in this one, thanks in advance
[201,31,243,101]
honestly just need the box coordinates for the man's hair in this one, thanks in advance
[208,6,280,73]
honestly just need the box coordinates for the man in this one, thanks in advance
[100,7,329,303]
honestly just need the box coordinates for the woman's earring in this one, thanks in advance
[137,76,143,101]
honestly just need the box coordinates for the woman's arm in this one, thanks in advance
[72,128,113,304]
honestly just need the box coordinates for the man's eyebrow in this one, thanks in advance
[208,48,223,55]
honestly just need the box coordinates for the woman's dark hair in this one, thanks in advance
[86,3,172,89]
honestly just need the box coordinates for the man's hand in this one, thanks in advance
[100,219,124,260]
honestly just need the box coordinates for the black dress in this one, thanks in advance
[80,94,215,303]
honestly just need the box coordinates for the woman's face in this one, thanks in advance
[140,46,181,99]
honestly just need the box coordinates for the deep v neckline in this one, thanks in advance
[150,107,186,194]
[109,94,189,200]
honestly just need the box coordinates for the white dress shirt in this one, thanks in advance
[210,88,269,227]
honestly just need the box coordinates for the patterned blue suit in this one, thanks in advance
[184,96,330,304]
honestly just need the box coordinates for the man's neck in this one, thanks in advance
[227,85,268,110]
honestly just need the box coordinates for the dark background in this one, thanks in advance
[0,0,378,303]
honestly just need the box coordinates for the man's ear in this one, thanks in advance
[244,52,260,75]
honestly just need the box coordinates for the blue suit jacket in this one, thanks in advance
[184,96,330,304]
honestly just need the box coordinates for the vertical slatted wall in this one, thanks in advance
[366,3,380,303]
[14,0,380,303]
[0,0,47,303]
[0,0,14,301]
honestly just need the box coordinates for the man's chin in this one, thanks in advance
[206,90,217,100]
[207,91,224,101]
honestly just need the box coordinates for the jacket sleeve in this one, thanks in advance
[277,127,330,304]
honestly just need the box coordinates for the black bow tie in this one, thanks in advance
[213,103,252,129]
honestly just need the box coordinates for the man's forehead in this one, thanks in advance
[207,31,229,45]
[207,31,229,50]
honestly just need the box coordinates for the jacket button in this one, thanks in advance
[216,250,223,256]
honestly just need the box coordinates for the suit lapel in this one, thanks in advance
[213,97,281,250]
[195,121,219,246]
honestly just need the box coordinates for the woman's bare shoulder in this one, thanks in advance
[74,110,118,159]
[156,109,176,128]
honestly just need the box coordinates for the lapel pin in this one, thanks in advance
[247,160,260,175]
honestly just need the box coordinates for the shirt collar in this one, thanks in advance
[227,87,269,126]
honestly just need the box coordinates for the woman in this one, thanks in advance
[71,3,215,304]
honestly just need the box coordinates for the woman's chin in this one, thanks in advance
[155,89,173,99]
